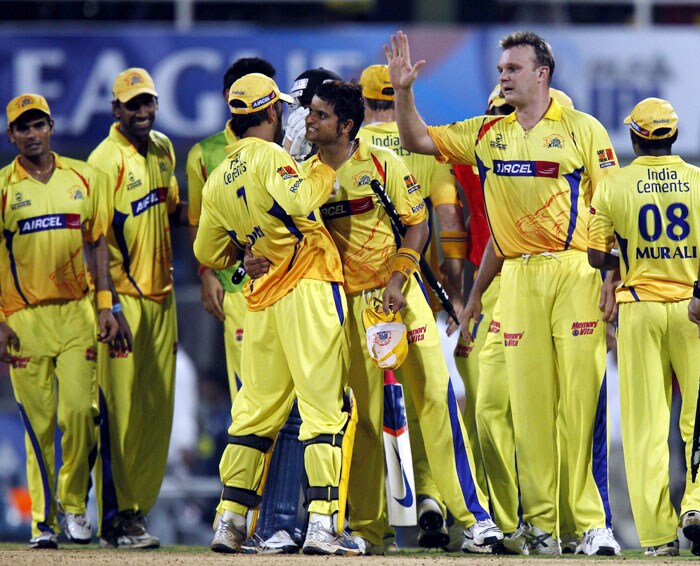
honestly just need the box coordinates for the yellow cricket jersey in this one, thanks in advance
[194,136,342,311]
[0,154,110,314]
[304,138,427,295]
[88,123,179,302]
[588,155,700,303]
[428,99,618,257]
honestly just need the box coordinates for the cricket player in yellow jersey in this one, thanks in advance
[588,98,700,556]
[88,68,181,549]
[0,94,118,549]
[187,57,277,399]
[387,30,621,555]
[301,80,501,554]
[356,64,469,549]
[194,73,358,556]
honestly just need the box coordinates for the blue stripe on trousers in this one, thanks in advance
[447,381,489,520]
[592,375,612,528]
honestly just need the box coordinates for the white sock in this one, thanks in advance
[222,510,246,530]
[309,512,332,529]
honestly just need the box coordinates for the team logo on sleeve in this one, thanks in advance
[543,135,565,149]
[403,174,420,194]
[276,165,298,180]
[597,148,616,168]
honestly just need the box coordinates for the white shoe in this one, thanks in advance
[417,496,449,548]
[645,539,679,556]
[63,512,92,544]
[578,528,620,556]
[260,530,298,554]
[211,519,246,553]
[302,521,360,556]
[99,511,160,549]
[462,518,503,553]
[502,522,560,555]
[29,531,58,549]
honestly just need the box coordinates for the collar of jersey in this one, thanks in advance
[224,120,237,145]
[11,151,67,182]
[504,97,563,124]
[632,154,683,166]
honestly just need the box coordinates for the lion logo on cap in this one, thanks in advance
[20,97,33,108]
[129,74,143,86]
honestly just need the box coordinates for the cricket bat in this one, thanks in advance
[383,370,417,526]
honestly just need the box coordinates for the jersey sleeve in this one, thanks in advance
[382,149,427,227]
[428,162,459,206]
[575,115,619,205]
[194,178,242,271]
[84,166,112,243]
[186,142,205,226]
[261,145,335,217]
[587,178,615,253]
[427,118,485,167]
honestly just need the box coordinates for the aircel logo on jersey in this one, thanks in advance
[571,321,598,336]
[320,196,374,219]
[18,213,81,234]
[131,187,167,216]
[493,160,559,178]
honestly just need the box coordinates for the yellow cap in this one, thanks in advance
[361,299,408,370]
[228,73,294,115]
[550,88,574,109]
[6,93,51,124]
[112,68,158,103]
[359,64,394,101]
[624,97,678,140]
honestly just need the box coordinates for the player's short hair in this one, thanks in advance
[314,81,365,139]
[631,129,678,152]
[229,100,280,137]
[224,58,277,92]
[366,99,395,112]
[499,31,555,84]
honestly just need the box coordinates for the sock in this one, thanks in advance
[223,510,246,530]
[309,512,332,529]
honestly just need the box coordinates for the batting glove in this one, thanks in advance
[284,106,312,161]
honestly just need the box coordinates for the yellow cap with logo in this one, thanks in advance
[228,73,294,115]
[112,68,158,103]
[6,93,51,125]
[359,64,395,101]
[624,97,678,140]
[362,298,408,370]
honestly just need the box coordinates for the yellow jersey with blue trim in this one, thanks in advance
[0,153,110,315]
[88,123,179,302]
[588,155,700,303]
[428,99,618,258]
[304,138,428,295]
[194,136,342,311]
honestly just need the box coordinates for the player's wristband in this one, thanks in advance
[440,231,469,260]
[198,265,208,278]
[391,247,421,280]
[96,290,113,311]
[112,303,123,315]
[694,281,700,300]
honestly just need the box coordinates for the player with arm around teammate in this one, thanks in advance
[302,80,501,554]
[0,94,118,549]
[387,30,621,555]
[194,72,358,556]
[588,98,700,556]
